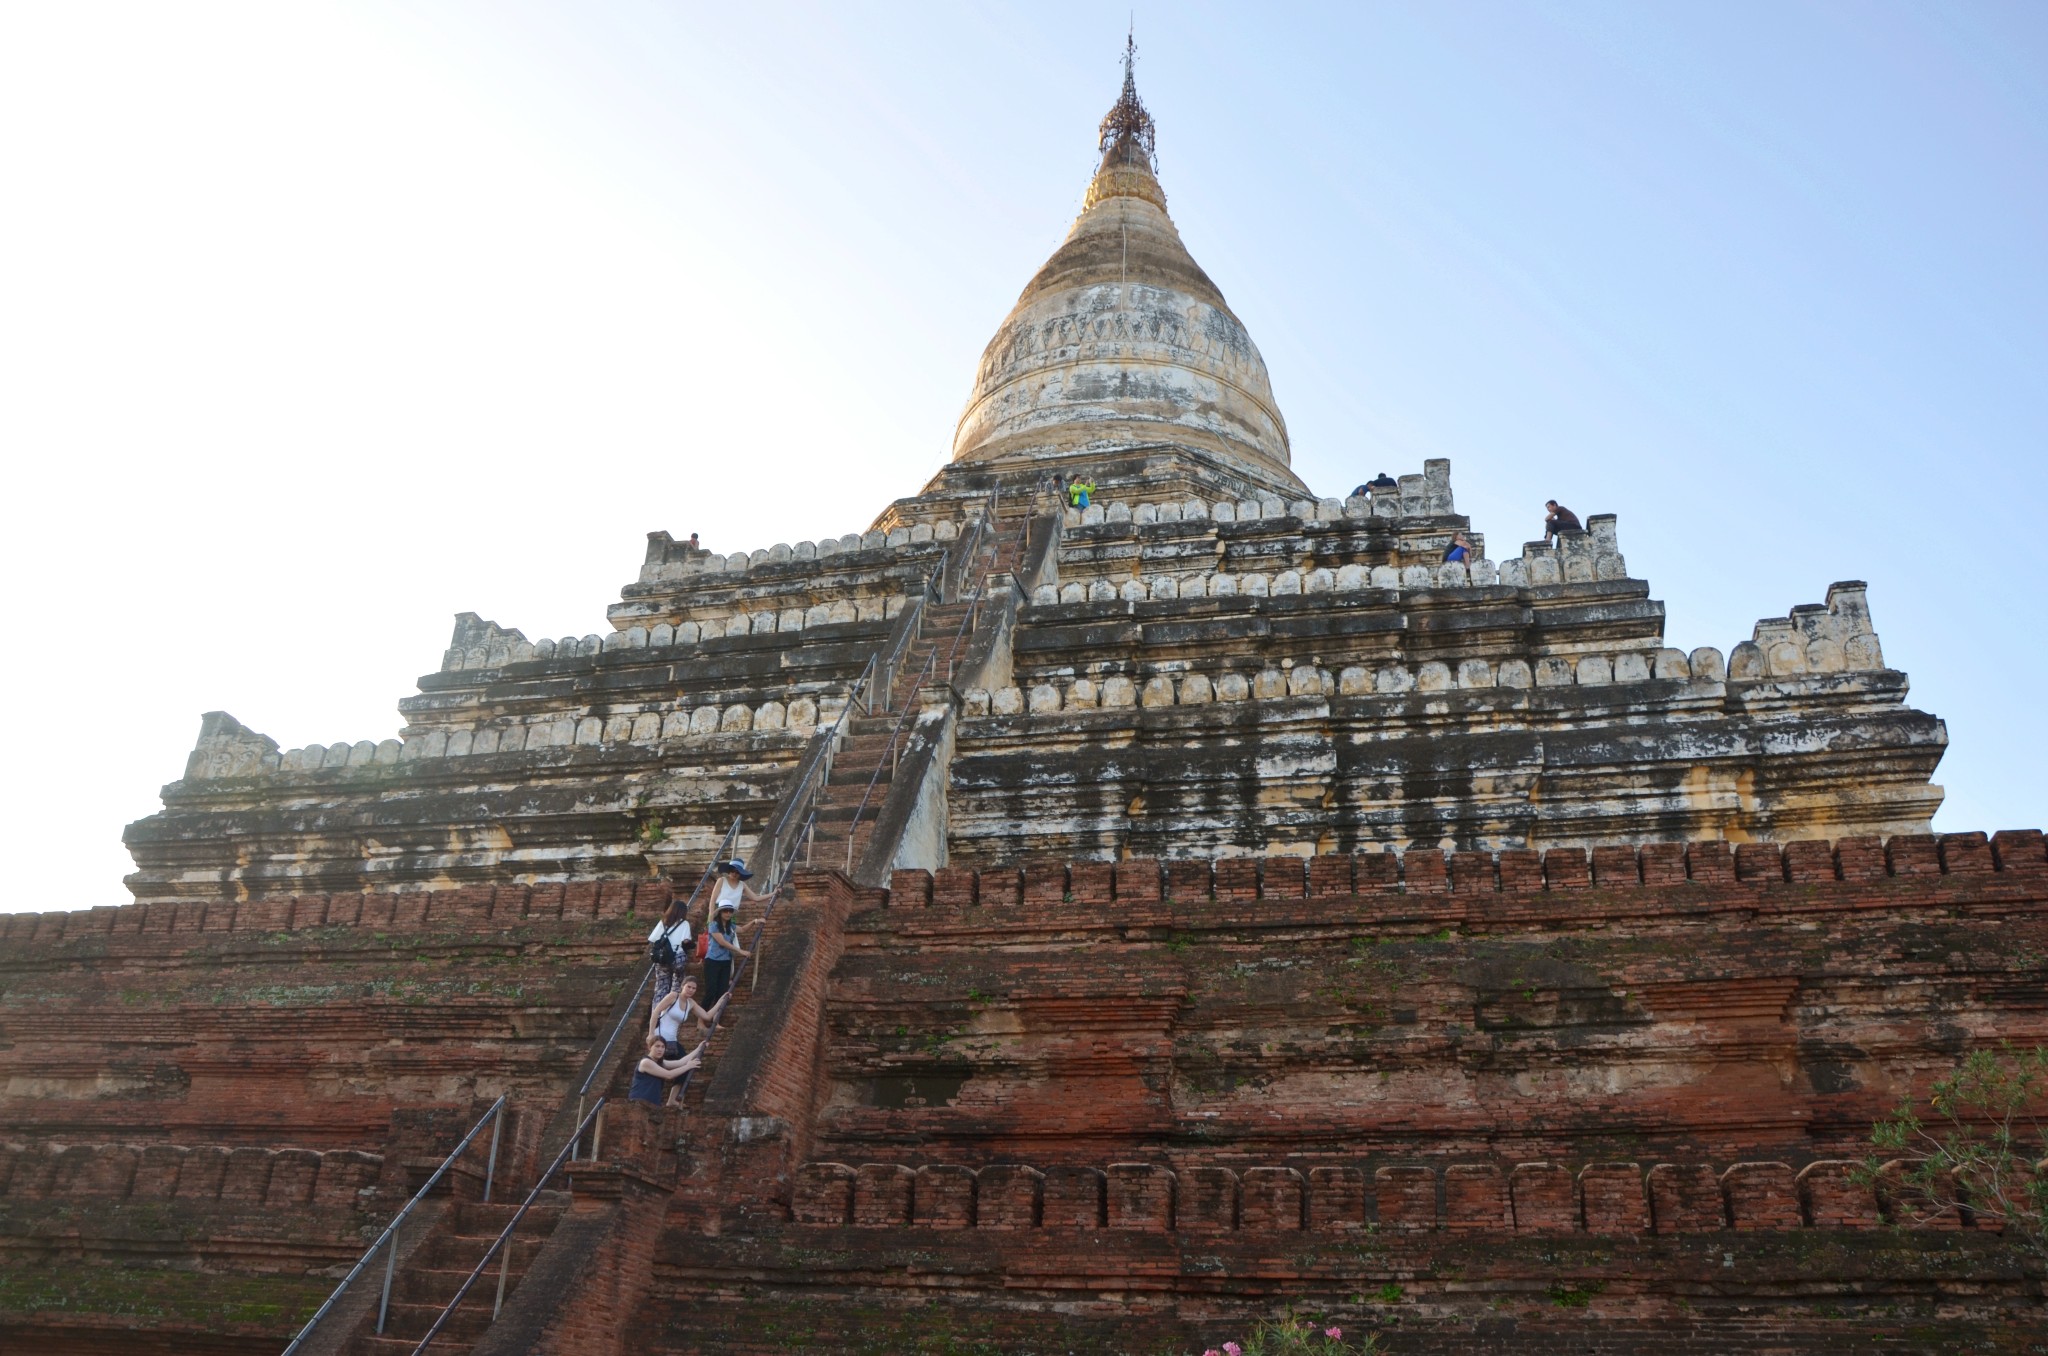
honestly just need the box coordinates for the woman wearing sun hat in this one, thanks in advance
[703,858,769,1008]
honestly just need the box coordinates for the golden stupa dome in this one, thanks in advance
[951,49,1293,479]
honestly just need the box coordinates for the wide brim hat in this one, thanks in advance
[722,858,753,880]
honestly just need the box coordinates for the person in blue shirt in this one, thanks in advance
[702,898,762,1010]
[1442,532,1473,564]
[628,1036,703,1107]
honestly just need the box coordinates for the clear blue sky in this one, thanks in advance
[3,2,2044,910]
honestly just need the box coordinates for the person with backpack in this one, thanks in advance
[645,895,694,1010]
[1067,478,1097,510]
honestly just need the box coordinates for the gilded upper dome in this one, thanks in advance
[950,59,1292,476]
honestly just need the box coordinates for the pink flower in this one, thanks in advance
[1224,1345,1243,1356]
[1326,1328,1343,1340]
[1203,1350,1220,1356]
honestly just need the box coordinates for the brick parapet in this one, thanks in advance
[819,834,2048,945]
[0,878,673,961]
[789,1157,1908,1235]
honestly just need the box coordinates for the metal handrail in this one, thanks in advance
[843,646,938,873]
[868,596,925,716]
[756,662,871,880]
[280,1093,508,1355]
[410,1098,606,1354]
[838,507,1015,874]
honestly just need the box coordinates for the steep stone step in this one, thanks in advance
[407,1229,551,1276]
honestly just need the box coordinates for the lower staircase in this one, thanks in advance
[343,1195,567,1355]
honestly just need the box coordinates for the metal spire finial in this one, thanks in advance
[1098,28,1156,171]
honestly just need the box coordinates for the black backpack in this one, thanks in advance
[649,924,680,968]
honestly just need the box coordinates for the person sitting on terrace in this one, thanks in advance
[1354,471,1398,496]
[1543,500,1582,546]
[650,976,725,1060]
[628,1037,703,1107]
[1443,531,1474,564]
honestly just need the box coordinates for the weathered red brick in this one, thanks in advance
[312,1150,381,1208]
[595,880,639,919]
[1179,1166,1237,1231]
[562,882,602,920]
[1639,842,1686,886]
[853,1163,913,1226]
[1448,851,1495,895]
[1835,836,1886,881]
[1940,832,1992,875]
[1649,1162,1727,1233]
[219,1147,275,1203]
[1260,857,1306,898]
[1239,1167,1302,1231]
[975,1165,1043,1229]
[1580,1163,1648,1233]
[1112,858,1162,903]
[913,1164,975,1228]
[174,1146,229,1199]
[1543,848,1590,889]
[1375,1165,1435,1230]
[266,1148,320,1206]
[1106,1163,1174,1229]
[1352,852,1399,892]
[1991,829,2047,872]
[792,1162,855,1224]
[980,867,1023,908]
[1797,1160,1879,1228]
[57,1144,136,1197]
[1510,1162,1578,1232]
[1444,1164,1508,1230]
[1020,861,1068,905]
[1686,839,1735,884]
[1308,1166,1366,1231]
[1402,851,1448,894]
[931,867,978,909]
[1722,1162,1800,1231]
[1306,854,1353,898]
[1735,843,1785,884]
[889,869,933,907]
[1042,1166,1104,1228]
[1068,863,1114,904]
[132,1145,186,1199]
[1886,835,1940,876]
[1212,858,1259,902]
[1782,840,1836,883]
[1496,849,1543,893]
[1591,845,1640,887]
[525,883,566,920]
[1163,860,1211,901]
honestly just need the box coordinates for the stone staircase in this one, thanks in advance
[801,505,1034,877]
[342,1195,567,1355]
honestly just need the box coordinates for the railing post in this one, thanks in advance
[494,1228,514,1317]
[377,1229,397,1334]
[483,1108,502,1203]
[569,1094,584,1161]
[592,1104,606,1162]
